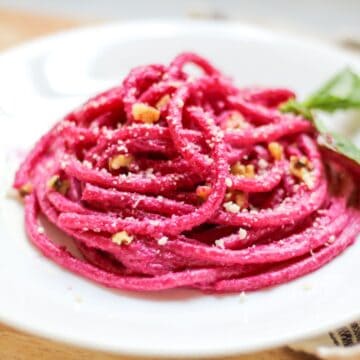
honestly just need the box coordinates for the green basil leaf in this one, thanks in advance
[279,68,360,165]
[315,118,360,165]
[304,68,360,111]
[279,99,313,120]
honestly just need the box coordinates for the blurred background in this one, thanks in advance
[0,0,359,53]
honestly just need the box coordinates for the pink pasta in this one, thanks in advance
[14,53,360,293]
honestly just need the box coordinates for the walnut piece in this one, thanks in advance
[231,162,255,178]
[47,175,70,195]
[290,156,314,189]
[19,183,33,197]
[108,154,133,170]
[132,103,160,123]
[268,142,283,160]
[196,185,211,201]
[112,231,133,246]
[155,94,171,110]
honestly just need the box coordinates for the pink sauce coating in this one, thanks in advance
[14,53,360,293]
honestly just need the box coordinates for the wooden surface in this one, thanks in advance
[0,323,318,360]
[0,7,318,360]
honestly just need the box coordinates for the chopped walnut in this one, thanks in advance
[132,103,160,123]
[300,155,314,170]
[196,185,211,201]
[112,231,133,246]
[234,191,246,208]
[291,156,312,171]
[231,162,255,178]
[47,175,70,195]
[224,191,232,201]
[245,164,255,178]
[225,190,247,209]
[231,162,243,175]
[108,154,133,170]
[19,183,33,197]
[290,156,314,189]
[268,142,283,160]
[155,94,171,110]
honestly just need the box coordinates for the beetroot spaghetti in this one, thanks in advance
[14,53,360,293]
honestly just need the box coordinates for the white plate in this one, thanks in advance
[0,21,359,358]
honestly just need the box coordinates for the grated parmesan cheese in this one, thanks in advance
[225,177,233,187]
[215,239,225,249]
[223,201,240,214]
[238,228,247,240]
[157,236,168,246]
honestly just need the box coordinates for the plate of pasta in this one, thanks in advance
[0,20,359,357]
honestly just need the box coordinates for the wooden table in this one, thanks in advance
[0,8,317,360]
